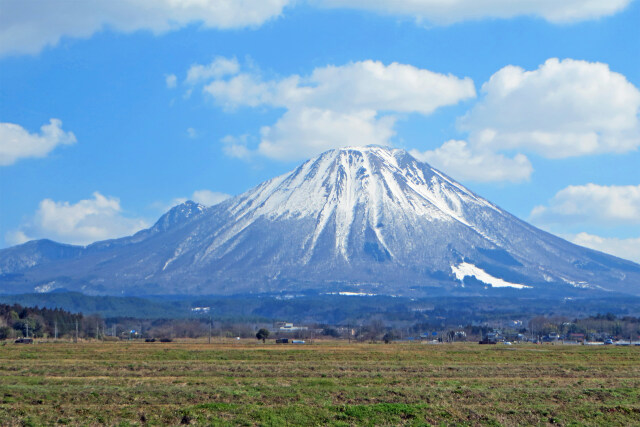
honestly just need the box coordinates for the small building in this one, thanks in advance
[454,331,467,340]
[542,332,560,342]
[486,331,502,342]
[274,321,308,332]
[569,333,585,342]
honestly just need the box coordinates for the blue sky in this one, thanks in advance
[1,0,639,261]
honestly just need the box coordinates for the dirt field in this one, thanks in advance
[1,340,639,426]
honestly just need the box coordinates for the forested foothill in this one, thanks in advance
[2,291,640,322]
[0,303,82,340]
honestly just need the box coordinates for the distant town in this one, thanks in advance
[3,303,639,346]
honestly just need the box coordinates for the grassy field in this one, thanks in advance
[1,340,639,426]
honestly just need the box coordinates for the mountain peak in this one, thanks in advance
[228,144,493,228]
[208,145,501,267]
[151,201,206,233]
[325,144,403,154]
[316,145,414,167]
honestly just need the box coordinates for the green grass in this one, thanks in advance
[0,340,639,425]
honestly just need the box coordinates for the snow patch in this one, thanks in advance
[451,262,530,289]
[326,291,378,296]
[35,281,58,293]
[560,277,593,289]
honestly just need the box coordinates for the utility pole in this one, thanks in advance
[75,319,78,343]
[208,316,212,344]
[25,323,29,339]
[54,321,58,340]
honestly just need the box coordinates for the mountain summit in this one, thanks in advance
[1,146,639,296]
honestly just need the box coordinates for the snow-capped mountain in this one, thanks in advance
[150,200,206,234]
[1,146,639,296]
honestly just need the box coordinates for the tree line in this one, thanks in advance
[2,301,638,343]
[0,303,82,339]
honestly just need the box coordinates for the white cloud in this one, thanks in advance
[319,0,631,24]
[531,184,640,225]
[2,0,630,58]
[5,231,29,246]
[186,57,239,85]
[191,190,231,206]
[7,192,149,246]
[203,60,475,160]
[568,232,640,264]
[408,58,640,183]
[169,189,232,209]
[259,108,396,161]
[410,140,532,183]
[165,74,177,89]
[205,73,286,109]
[221,134,254,160]
[460,58,640,159]
[204,60,476,114]
[0,119,76,166]
[0,0,291,56]
[195,56,640,183]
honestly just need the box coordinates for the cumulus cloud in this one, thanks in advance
[5,0,626,58]
[165,74,177,89]
[460,58,640,159]
[205,60,476,114]
[205,73,284,109]
[202,59,475,161]
[170,189,232,208]
[410,58,639,182]
[531,184,640,225]
[319,0,631,24]
[4,231,30,247]
[6,192,149,246]
[220,134,255,160]
[0,0,291,56]
[0,119,76,166]
[259,108,396,161]
[2,0,630,58]
[194,56,640,183]
[186,57,239,85]
[568,232,640,264]
[410,140,532,183]
[191,190,231,206]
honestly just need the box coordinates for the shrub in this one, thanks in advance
[256,328,270,343]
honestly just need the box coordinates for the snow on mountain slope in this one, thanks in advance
[451,262,530,289]
[0,240,84,275]
[202,146,500,262]
[1,146,639,296]
[0,201,207,275]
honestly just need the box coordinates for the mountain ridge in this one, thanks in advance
[1,146,639,297]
